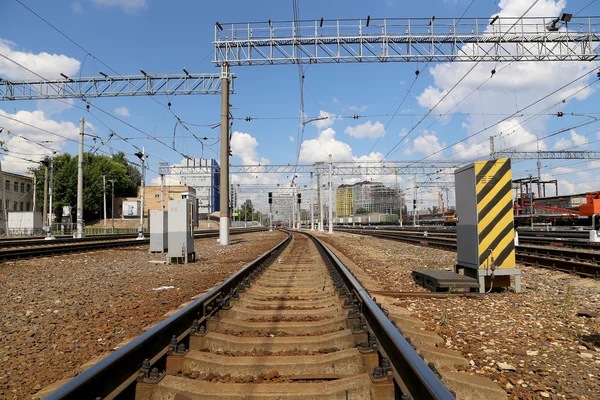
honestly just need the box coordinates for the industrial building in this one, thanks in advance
[351,181,400,215]
[335,184,354,217]
[114,185,196,218]
[171,158,220,218]
[0,171,35,215]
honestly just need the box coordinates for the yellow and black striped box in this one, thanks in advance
[455,158,516,271]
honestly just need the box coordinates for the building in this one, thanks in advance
[0,171,35,217]
[352,181,400,215]
[271,193,294,225]
[335,184,354,217]
[170,158,220,218]
[114,185,196,218]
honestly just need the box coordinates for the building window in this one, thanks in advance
[14,182,18,191]
[19,202,24,211]
[5,200,8,211]
[13,201,17,211]
[27,184,31,193]
[26,202,31,211]
[5,180,10,191]
[154,194,160,198]
[20,182,25,193]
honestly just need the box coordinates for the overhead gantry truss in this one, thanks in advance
[492,150,600,159]
[0,73,232,101]
[160,162,458,176]
[214,16,600,66]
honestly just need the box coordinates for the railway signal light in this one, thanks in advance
[268,192,272,204]
[297,193,301,204]
[413,199,417,209]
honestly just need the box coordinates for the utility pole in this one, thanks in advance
[45,158,55,240]
[310,172,314,231]
[328,154,333,234]
[160,173,165,211]
[31,173,36,212]
[0,160,6,234]
[219,64,231,245]
[103,175,107,234]
[135,147,146,240]
[43,161,48,227]
[297,187,301,230]
[75,117,85,238]
[317,171,323,231]
[107,179,117,233]
[413,175,418,227]
[395,168,402,227]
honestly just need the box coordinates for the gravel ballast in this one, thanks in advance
[0,230,286,399]
[315,231,600,400]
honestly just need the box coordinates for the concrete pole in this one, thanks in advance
[46,159,55,240]
[0,161,6,234]
[160,173,165,211]
[310,172,314,231]
[328,154,333,234]
[103,175,107,234]
[137,147,146,240]
[396,168,403,227]
[76,117,85,238]
[219,65,230,245]
[413,175,418,227]
[43,165,48,226]
[317,172,323,231]
[32,174,36,212]
[297,187,301,230]
[108,179,116,233]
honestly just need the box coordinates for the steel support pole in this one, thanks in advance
[160,173,165,211]
[76,117,85,238]
[32,174,36,212]
[297,186,301,230]
[310,172,314,231]
[219,65,230,245]
[108,179,116,233]
[103,175,107,234]
[413,176,418,227]
[396,169,402,227]
[328,154,333,234]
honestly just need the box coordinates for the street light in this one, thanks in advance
[134,149,147,240]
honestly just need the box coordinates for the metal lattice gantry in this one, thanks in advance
[492,150,600,159]
[159,161,459,176]
[214,16,600,66]
[0,73,232,101]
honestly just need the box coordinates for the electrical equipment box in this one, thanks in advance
[149,210,168,253]
[454,158,521,293]
[7,211,43,235]
[167,199,196,264]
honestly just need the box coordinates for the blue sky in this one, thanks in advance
[1,0,600,211]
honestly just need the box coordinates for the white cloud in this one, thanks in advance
[114,106,130,117]
[0,38,80,80]
[149,175,183,186]
[36,99,74,116]
[353,152,385,163]
[230,131,269,165]
[0,110,80,173]
[91,0,147,14]
[288,136,295,142]
[451,141,490,161]
[348,105,368,112]
[415,0,595,151]
[344,120,385,139]
[495,119,547,152]
[404,131,445,156]
[332,97,340,105]
[71,2,84,14]
[299,128,353,163]
[312,110,338,130]
[553,129,588,150]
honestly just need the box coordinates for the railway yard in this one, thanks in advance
[0,227,597,400]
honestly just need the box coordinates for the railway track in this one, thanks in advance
[0,228,266,262]
[338,229,600,278]
[43,231,453,400]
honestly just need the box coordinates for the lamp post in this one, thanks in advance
[134,148,147,240]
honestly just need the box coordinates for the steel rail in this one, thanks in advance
[43,231,292,399]
[0,228,267,262]
[302,231,454,400]
[338,229,600,278]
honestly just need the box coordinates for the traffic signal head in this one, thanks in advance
[297,193,301,204]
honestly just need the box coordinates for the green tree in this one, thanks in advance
[35,152,141,221]
[355,207,368,214]
[236,199,260,221]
